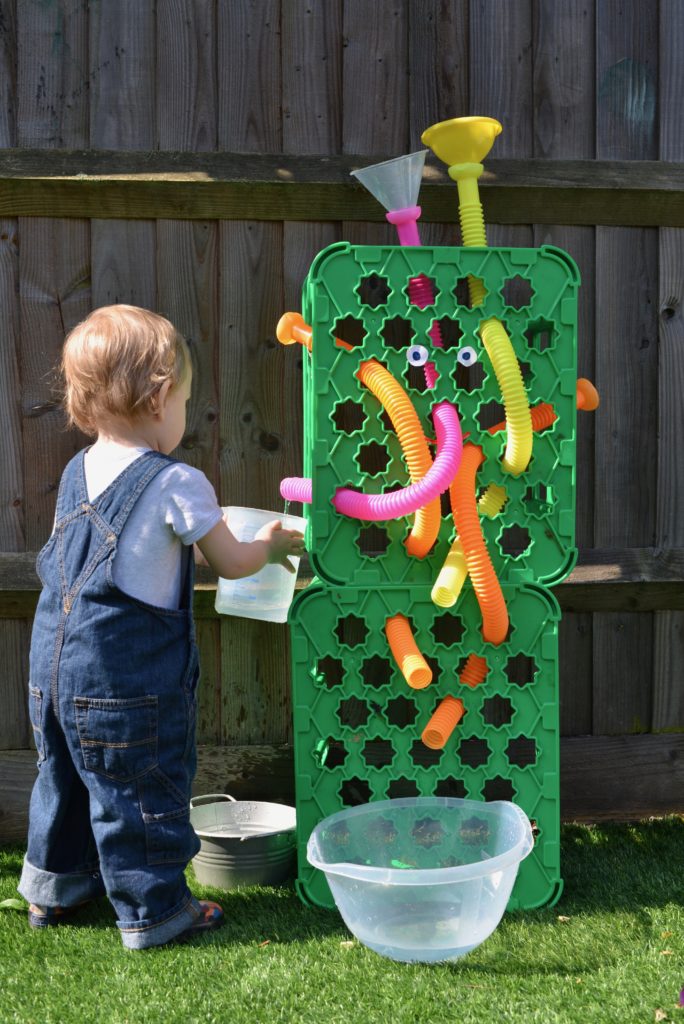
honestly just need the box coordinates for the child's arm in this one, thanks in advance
[196,514,305,579]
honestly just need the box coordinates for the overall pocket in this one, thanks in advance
[74,695,158,782]
[28,686,46,765]
[138,769,200,866]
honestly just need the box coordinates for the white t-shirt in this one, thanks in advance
[83,443,223,610]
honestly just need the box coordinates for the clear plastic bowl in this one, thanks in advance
[307,797,534,963]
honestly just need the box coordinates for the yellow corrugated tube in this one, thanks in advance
[479,317,533,475]
[431,538,468,608]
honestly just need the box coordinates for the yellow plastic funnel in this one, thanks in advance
[421,116,502,266]
[421,116,502,168]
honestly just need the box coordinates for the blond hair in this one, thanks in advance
[61,304,189,434]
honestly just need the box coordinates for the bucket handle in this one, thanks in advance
[189,793,237,809]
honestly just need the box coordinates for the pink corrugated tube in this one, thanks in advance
[280,476,313,504]
[331,401,462,521]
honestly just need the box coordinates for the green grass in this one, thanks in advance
[1,819,683,1024]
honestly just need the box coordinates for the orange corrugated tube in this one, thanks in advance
[487,401,557,435]
[357,359,441,559]
[422,696,465,750]
[459,653,489,688]
[385,614,432,689]
[450,443,509,645]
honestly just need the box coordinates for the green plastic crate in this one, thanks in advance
[290,580,563,912]
[298,242,579,589]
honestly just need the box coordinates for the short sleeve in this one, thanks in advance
[157,464,224,546]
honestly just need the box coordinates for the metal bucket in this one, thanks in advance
[190,793,296,889]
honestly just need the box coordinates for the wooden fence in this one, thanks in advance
[1,0,683,841]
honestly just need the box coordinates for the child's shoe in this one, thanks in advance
[172,900,224,943]
[28,902,89,928]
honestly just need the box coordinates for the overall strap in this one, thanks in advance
[89,450,177,538]
[53,450,91,523]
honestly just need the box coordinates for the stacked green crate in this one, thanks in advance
[290,242,579,910]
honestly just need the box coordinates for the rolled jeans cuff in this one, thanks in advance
[18,855,104,907]
[118,893,202,950]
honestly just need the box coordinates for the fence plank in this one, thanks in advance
[216,0,289,746]
[593,0,659,736]
[532,0,596,734]
[90,0,156,309]
[156,0,221,744]
[408,0,469,142]
[560,734,684,821]
[342,0,408,156]
[653,0,684,732]
[470,0,533,158]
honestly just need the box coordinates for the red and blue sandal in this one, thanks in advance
[173,900,224,943]
[28,902,90,928]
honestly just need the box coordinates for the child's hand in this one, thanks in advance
[255,519,306,574]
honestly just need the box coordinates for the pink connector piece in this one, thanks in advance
[386,206,443,388]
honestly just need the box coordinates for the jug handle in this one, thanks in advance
[189,793,237,809]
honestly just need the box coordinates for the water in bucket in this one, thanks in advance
[214,506,306,623]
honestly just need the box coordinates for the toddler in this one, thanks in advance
[18,304,304,949]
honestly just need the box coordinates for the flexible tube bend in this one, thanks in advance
[355,359,441,557]
[431,483,507,608]
[333,401,462,523]
[280,476,312,504]
[479,317,532,475]
[385,614,432,690]
[450,443,508,645]
[422,696,464,750]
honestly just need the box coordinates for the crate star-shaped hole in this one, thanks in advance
[410,739,442,768]
[411,817,446,849]
[355,440,391,477]
[361,654,393,689]
[458,737,491,768]
[332,398,367,435]
[332,315,366,349]
[334,613,368,649]
[481,695,514,727]
[431,611,466,647]
[340,777,372,807]
[362,738,395,768]
[357,273,391,309]
[381,315,414,351]
[482,777,516,802]
[387,777,420,799]
[505,653,538,688]
[337,697,371,729]
[435,778,467,798]
[384,695,418,728]
[315,655,344,689]
[501,275,533,310]
[498,524,532,559]
[506,736,537,768]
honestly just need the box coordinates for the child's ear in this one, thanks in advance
[153,379,173,417]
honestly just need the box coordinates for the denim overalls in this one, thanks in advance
[18,449,205,949]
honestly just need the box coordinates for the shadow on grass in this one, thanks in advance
[3,817,683,953]
[0,845,346,943]
[557,817,684,912]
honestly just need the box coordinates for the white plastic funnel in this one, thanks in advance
[351,150,428,212]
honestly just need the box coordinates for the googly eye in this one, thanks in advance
[407,344,429,367]
[456,346,478,367]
